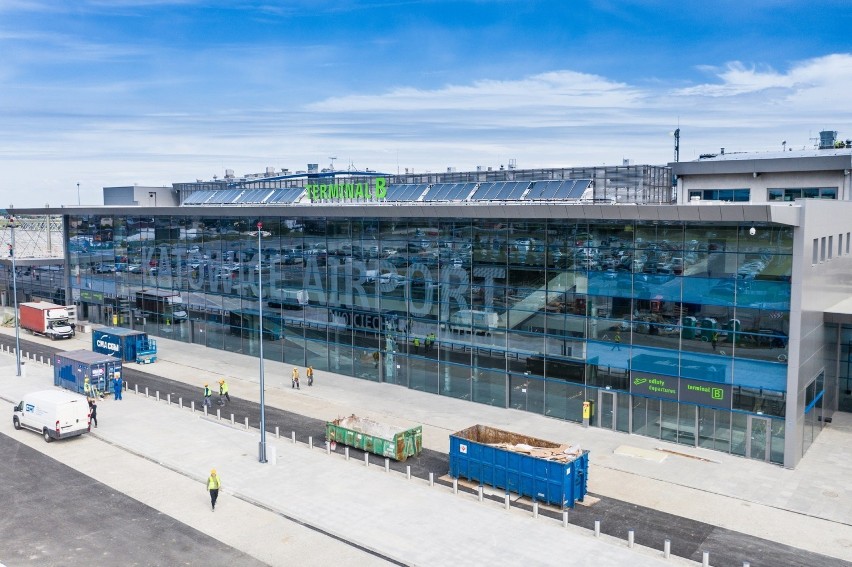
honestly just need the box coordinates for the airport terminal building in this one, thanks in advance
[10,149,852,469]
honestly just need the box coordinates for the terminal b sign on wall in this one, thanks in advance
[680,378,732,410]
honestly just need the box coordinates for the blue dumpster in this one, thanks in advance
[449,424,589,508]
[54,350,123,396]
[92,327,157,363]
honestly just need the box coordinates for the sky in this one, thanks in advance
[1,0,851,207]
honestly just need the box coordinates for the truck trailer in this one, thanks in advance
[135,289,188,323]
[19,302,76,340]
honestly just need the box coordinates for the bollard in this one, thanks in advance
[477,486,483,502]
[156,391,159,402]
[244,417,249,430]
[453,479,458,494]
[231,414,235,425]
[385,458,390,473]
[628,529,634,549]
[504,493,510,510]
[429,472,434,487]
[406,465,411,479]
[167,394,171,405]
[275,426,280,439]
[191,401,195,412]
[743,562,750,567]
[345,447,350,461]
[563,511,569,528]
[309,436,313,450]
[664,539,671,559]
[145,387,149,398]
[325,441,330,455]
[216,408,221,420]
[135,384,139,394]
[594,520,601,538]
[533,502,539,518]
[702,552,709,567]
[292,431,296,444]
[364,453,369,467]
[204,406,208,416]
[40,355,43,364]
[179,397,183,408]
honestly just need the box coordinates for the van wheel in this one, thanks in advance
[43,429,53,443]
[13,417,21,430]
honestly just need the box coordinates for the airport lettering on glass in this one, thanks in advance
[141,245,504,318]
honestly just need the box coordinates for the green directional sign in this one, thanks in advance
[630,372,678,400]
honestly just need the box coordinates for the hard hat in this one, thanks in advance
[211,468,216,474]
[204,382,209,387]
[218,379,224,384]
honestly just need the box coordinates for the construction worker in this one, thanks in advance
[206,468,221,511]
[428,332,436,351]
[306,366,314,386]
[612,332,622,351]
[413,337,420,353]
[203,383,212,407]
[218,379,230,404]
[291,367,300,389]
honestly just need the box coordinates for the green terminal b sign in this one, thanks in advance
[680,378,731,410]
[307,177,387,202]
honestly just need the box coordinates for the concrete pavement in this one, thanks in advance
[2,322,852,564]
[0,349,690,567]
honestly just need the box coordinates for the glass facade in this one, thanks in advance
[67,213,794,464]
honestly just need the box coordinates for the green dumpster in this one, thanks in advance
[326,415,423,461]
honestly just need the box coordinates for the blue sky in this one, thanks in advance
[1,0,851,206]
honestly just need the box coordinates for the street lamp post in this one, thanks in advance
[255,222,267,463]
[77,183,80,206]
[10,218,21,376]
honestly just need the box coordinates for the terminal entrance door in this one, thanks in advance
[746,415,771,462]
[597,390,616,430]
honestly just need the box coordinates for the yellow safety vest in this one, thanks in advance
[207,475,220,490]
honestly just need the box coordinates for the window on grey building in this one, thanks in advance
[687,189,750,202]
[767,187,837,201]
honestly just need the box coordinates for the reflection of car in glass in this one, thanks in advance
[92,263,115,273]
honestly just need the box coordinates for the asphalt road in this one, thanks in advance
[0,432,267,567]
[2,333,849,567]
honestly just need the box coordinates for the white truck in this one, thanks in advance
[19,302,76,340]
[12,390,91,442]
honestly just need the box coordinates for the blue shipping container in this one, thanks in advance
[449,424,589,508]
[92,327,156,363]
[54,349,123,395]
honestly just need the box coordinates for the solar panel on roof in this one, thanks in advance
[444,183,474,200]
[565,179,592,198]
[183,191,212,204]
[385,184,408,200]
[469,182,493,200]
[500,181,530,200]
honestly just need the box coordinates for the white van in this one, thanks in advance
[12,390,91,442]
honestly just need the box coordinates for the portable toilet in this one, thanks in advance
[724,319,741,345]
[700,317,718,341]
[682,316,698,340]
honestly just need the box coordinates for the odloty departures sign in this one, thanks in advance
[630,372,732,409]
[136,245,507,321]
[307,178,387,202]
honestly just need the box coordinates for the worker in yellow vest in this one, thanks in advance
[206,468,221,511]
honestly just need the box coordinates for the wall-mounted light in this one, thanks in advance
[749,227,756,236]
[752,172,759,178]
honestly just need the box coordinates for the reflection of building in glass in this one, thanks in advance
[10,152,852,470]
